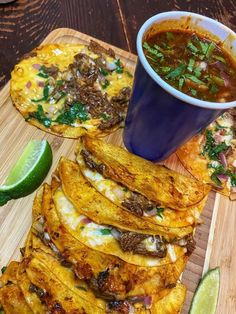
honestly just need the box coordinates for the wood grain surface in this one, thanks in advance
[0,27,231,314]
[0,1,235,313]
[1,0,236,87]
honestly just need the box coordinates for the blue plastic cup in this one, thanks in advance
[123,11,236,161]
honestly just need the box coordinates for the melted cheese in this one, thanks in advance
[53,189,183,267]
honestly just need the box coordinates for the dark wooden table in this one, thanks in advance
[0,0,236,89]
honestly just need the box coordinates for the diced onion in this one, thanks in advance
[32,64,41,70]
[111,228,121,240]
[219,152,227,168]
[106,61,116,71]
[25,81,32,88]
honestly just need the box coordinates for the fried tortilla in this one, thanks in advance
[11,42,133,138]
[38,183,187,299]
[17,261,46,314]
[77,136,210,211]
[25,256,104,314]
[59,157,193,238]
[53,186,188,267]
[177,110,236,200]
[76,145,207,228]
[0,262,33,314]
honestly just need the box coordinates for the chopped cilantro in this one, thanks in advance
[37,65,49,79]
[102,79,110,89]
[203,129,229,161]
[187,58,195,72]
[211,75,225,86]
[99,67,108,76]
[187,42,199,54]
[56,80,64,86]
[210,84,219,94]
[143,42,164,59]
[184,73,205,85]
[212,55,226,63]
[55,102,89,125]
[205,42,215,58]
[122,187,128,192]
[100,228,112,235]
[193,67,202,78]
[189,88,197,96]
[165,64,186,80]
[1,266,7,274]
[114,59,124,74]
[156,207,164,218]
[31,84,50,103]
[178,76,185,90]
[160,66,172,74]
[100,112,111,121]
[30,105,52,128]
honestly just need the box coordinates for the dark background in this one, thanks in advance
[0,0,236,88]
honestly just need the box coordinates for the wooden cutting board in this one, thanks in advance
[0,28,234,314]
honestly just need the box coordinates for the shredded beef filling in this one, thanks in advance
[106,300,131,314]
[173,233,196,255]
[29,283,47,299]
[118,231,167,258]
[89,40,115,58]
[122,192,158,217]
[80,149,106,174]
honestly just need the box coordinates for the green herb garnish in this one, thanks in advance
[37,65,49,79]
[189,88,197,96]
[100,112,111,121]
[156,207,164,218]
[30,105,52,128]
[143,42,164,59]
[56,80,64,86]
[165,64,186,80]
[99,67,108,76]
[100,228,112,235]
[209,84,219,94]
[114,59,124,73]
[55,102,89,125]
[178,77,185,90]
[31,84,50,103]
[184,73,205,85]
[187,58,195,72]
[205,42,215,58]
[212,55,226,63]
[102,79,110,89]
[187,42,199,54]
[1,266,7,274]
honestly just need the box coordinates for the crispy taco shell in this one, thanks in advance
[39,183,187,299]
[59,157,193,238]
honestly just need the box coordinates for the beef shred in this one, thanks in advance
[119,231,167,258]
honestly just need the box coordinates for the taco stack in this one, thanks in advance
[0,137,210,313]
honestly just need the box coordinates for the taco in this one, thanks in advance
[177,109,236,200]
[11,41,133,138]
[76,136,210,211]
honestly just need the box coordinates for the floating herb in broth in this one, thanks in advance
[143,30,236,102]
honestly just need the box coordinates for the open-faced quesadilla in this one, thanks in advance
[11,41,133,138]
[177,109,236,200]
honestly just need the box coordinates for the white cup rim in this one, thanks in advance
[137,11,236,110]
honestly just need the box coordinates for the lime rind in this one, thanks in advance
[0,140,52,204]
[3,140,47,187]
[190,267,220,314]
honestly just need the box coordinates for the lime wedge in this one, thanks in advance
[0,140,52,205]
[190,267,220,314]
